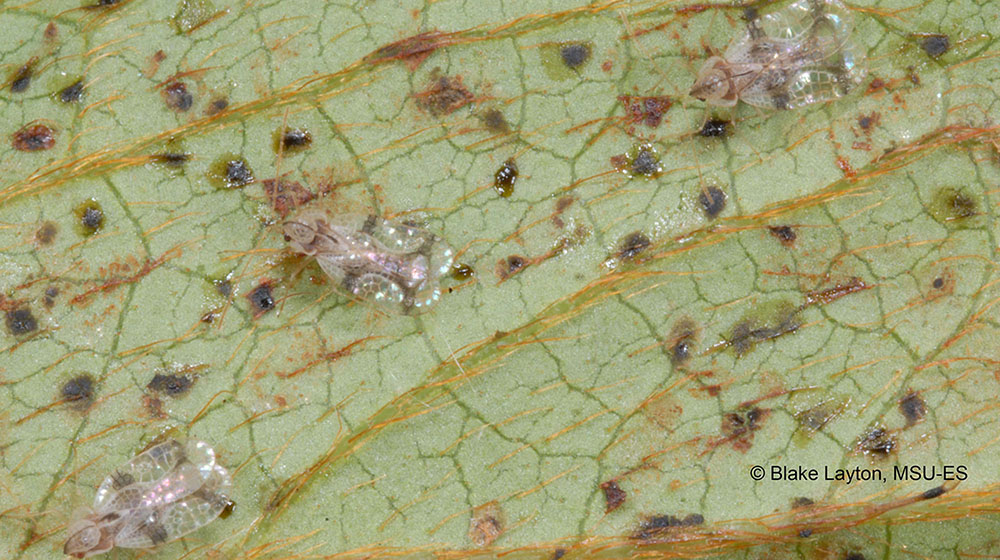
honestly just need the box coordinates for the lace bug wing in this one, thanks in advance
[113,463,232,549]
[93,439,186,512]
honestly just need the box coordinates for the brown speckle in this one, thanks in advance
[857,112,880,132]
[468,501,504,547]
[791,497,814,509]
[698,186,726,219]
[262,178,315,217]
[248,283,275,316]
[163,81,193,111]
[719,407,768,452]
[206,97,229,115]
[728,303,800,356]
[35,221,58,245]
[44,286,59,308]
[856,425,896,458]
[415,73,474,117]
[768,225,796,246]
[619,95,673,130]
[600,480,626,513]
[494,159,518,198]
[12,124,56,151]
[667,318,698,366]
[6,307,38,335]
[44,22,58,40]
[9,60,34,93]
[61,375,95,409]
[899,391,925,427]
[617,232,651,262]
[147,373,194,397]
[481,109,510,133]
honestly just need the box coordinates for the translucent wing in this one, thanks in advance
[350,273,407,307]
[113,463,232,549]
[754,0,853,43]
[93,440,186,511]
[368,217,436,255]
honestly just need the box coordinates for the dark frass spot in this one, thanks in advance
[791,497,814,509]
[618,232,651,262]
[795,399,846,435]
[929,187,980,227]
[273,127,313,153]
[699,119,729,137]
[62,375,95,408]
[151,152,190,166]
[147,373,194,396]
[414,73,474,117]
[720,407,769,452]
[215,278,232,297]
[206,97,229,115]
[857,112,880,131]
[163,81,193,111]
[698,186,726,219]
[798,529,812,538]
[74,199,104,236]
[553,549,566,560]
[44,286,59,308]
[856,425,896,458]
[728,302,801,357]
[480,109,510,133]
[10,62,32,93]
[559,42,592,69]
[611,143,662,178]
[633,513,704,539]
[600,480,626,513]
[218,498,236,519]
[920,485,946,500]
[844,553,867,560]
[59,80,84,103]
[451,263,475,281]
[493,159,518,198]
[6,308,38,335]
[207,154,254,188]
[12,124,56,151]
[768,225,796,246]
[44,22,58,40]
[249,283,275,315]
[35,221,58,245]
[495,255,528,281]
[667,318,698,366]
[932,277,944,289]
[919,34,949,58]
[899,391,926,426]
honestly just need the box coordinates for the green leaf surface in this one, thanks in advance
[2,0,999,559]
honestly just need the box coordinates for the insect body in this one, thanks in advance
[63,439,232,558]
[283,211,454,313]
[690,0,865,110]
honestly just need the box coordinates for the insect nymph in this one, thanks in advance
[690,0,865,110]
[283,211,455,313]
[63,439,232,558]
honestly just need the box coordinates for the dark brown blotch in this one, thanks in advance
[899,391,926,427]
[415,73,474,117]
[150,152,190,167]
[856,425,896,458]
[10,61,33,93]
[600,480,626,513]
[494,159,518,198]
[619,95,673,129]
[791,496,814,509]
[666,318,698,366]
[728,302,800,356]
[218,498,236,518]
[6,307,38,336]
[262,178,315,217]
[768,225,796,246]
[59,80,84,103]
[35,221,58,246]
[273,127,313,153]
[920,485,945,500]
[617,232,651,262]
[698,186,726,219]
[248,283,275,316]
[559,42,592,69]
[611,143,662,178]
[480,109,510,133]
[162,81,193,112]
[61,375,95,408]
[720,407,768,452]
[206,97,229,115]
[44,286,59,308]
[12,124,56,151]
[147,373,194,397]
